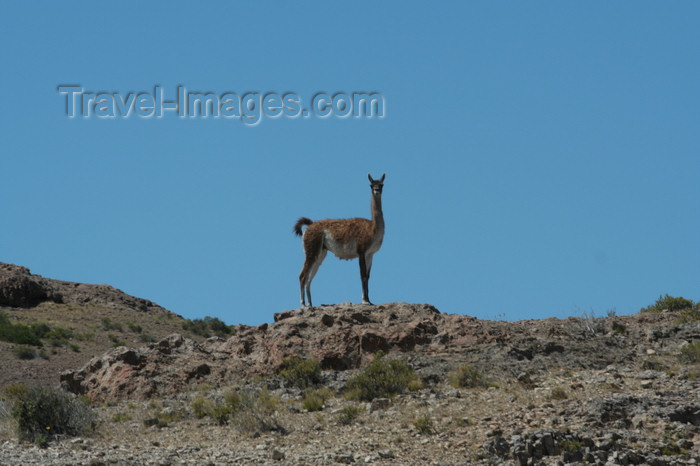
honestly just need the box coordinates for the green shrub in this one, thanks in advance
[2,384,30,401]
[144,407,184,429]
[210,404,233,425]
[99,318,123,332]
[74,332,95,342]
[679,342,700,364]
[559,439,583,453]
[192,388,285,433]
[223,388,242,411]
[127,322,142,333]
[108,334,125,347]
[139,333,156,343]
[11,345,48,360]
[0,312,43,346]
[550,387,568,400]
[278,357,322,389]
[111,412,132,422]
[413,414,435,435]
[6,386,96,445]
[611,321,627,334]
[678,307,700,323]
[345,352,422,401]
[191,395,232,425]
[448,364,487,389]
[337,405,364,425]
[28,323,51,339]
[13,345,38,360]
[641,294,695,313]
[230,388,285,434]
[302,388,331,412]
[46,326,73,340]
[191,395,216,419]
[182,316,235,338]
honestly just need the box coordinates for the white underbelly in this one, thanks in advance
[323,233,359,260]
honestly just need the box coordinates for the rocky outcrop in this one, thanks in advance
[61,334,215,401]
[0,262,169,314]
[62,303,448,401]
[61,301,698,403]
[0,264,61,307]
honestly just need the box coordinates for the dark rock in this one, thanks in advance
[668,404,700,426]
[0,263,56,307]
[485,436,509,457]
[334,453,355,463]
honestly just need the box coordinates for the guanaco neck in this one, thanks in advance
[371,193,384,235]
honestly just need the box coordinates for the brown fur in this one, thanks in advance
[304,218,376,255]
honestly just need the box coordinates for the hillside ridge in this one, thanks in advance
[0,262,170,314]
[0,263,193,388]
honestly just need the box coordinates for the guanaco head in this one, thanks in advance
[368,173,385,196]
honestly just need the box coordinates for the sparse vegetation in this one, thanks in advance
[576,310,607,336]
[100,318,123,332]
[679,342,700,364]
[611,321,626,334]
[139,333,156,343]
[641,294,696,314]
[278,357,322,389]
[74,332,95,342]
[345,352,422,401]
[108,334,125,347]
[230,388,285,434]
[189,388,285,433]
[559,439,583,453]
[181,316,236,339]
[144,406,185,429]
[3,385,96,446]
[0,311,43,346]
[191,393,233,425]
[12,345,39,360]
[301,387,331,412]
[337,405,364,425]
[127,322,143,333]
[191,395,216,419]
[111,412,132,422]
[413,414,435,435]
[448,364,488,388]
[44,327,74,347]
[550,387,568,400]
[677,306,700,323]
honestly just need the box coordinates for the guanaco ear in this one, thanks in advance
[379,174,386,182]
[368,173,374,183]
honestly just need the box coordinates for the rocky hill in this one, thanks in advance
[60,302,698,403]
[0,263,205,388]
[1,264,699,464]
[57,303,700,465]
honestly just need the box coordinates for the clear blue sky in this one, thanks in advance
[2,2,698,326]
